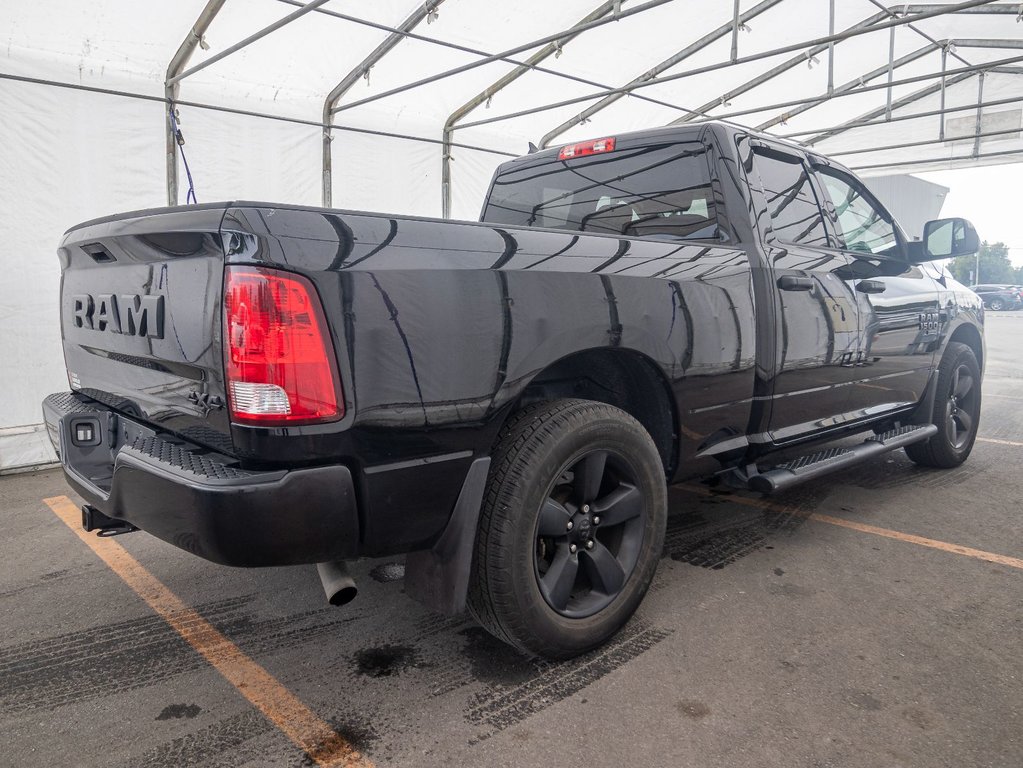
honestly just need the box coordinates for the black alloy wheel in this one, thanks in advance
[533,449,647,619]
[468,399,667,659]
[906,341,982,468]
[944,363,979,450]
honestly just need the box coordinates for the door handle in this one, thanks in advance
[856,279,886,294]
[777,275,815,292]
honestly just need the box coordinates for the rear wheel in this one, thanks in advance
[989,297,1005,311]
[905,342,981,468]
[467,399,667,659]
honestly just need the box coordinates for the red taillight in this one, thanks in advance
[223,266,343,425]
[558,137,616,161]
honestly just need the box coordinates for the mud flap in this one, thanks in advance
[909,368,940,425]
[404,457,491,615]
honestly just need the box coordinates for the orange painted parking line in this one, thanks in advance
[676,485,1023,571]
[977,436,1023,447]
[43,496,371,768]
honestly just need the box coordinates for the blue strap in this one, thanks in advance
[169,107,198,205]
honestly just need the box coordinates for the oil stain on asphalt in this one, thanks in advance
[156,703,202,720]
[353,645,419,678]
[677,700,711,719]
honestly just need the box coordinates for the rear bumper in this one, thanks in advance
[42,392,359,567]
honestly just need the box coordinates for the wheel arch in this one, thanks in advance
[947,321,984,373]
[499,347,679,477]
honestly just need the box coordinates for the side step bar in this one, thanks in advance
[746,424,938,494]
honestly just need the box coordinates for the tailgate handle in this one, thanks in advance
[82,243,116,263]
[856,279,886,294]
[777,275,815,292]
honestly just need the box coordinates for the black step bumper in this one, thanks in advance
[42,392,359,567]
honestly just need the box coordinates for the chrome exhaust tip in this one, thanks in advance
[316,560,357,606]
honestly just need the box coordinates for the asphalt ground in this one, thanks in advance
[2,314,1021,768]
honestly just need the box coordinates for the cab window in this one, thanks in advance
[817,168,899,256]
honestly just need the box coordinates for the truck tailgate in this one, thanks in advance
[58,205,234,454]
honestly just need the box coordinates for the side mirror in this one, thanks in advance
[919,217,980,261]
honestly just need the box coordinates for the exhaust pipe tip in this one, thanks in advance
[316,560,358,606]
[328,584,358,607]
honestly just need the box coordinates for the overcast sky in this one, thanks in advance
[918,164,1023,269]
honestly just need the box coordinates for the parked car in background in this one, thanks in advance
[969,284,1023,311]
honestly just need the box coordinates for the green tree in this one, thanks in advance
[948,241,1015,286]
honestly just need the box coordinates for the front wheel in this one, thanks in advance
[467,399,667,659]
[989,298,1005,311]
[905,342,982,468]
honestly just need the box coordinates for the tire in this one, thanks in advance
[467,399,667,659]
[989,298,1004,311]
[905,342,982,468]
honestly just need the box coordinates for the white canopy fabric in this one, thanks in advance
[2,0,1022,469]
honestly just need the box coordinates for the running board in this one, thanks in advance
[746,424,938,494]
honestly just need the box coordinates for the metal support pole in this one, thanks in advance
[886,25,896,119]
[462,51,1023,134]
[827,0,836,95]
[848,147,1023,173]
[939,43,948,140]
[742,46,1020,131]
[164,0,226,207]
[457,0,998,133]
[730,0,741,63]
[684,2,999,131]
[755,43,938,131]
[826,125,1023,157]
[537,0,787,148]
[678,52,1023,130]
[168,0,331,86]
[333,0,674,115]
[281,0,686,117]
[788,92,1023,144]
[973,71,986,157]
[867,0,975,71]
[726,54,1023,128]
[322,2,444,208]
[441,0,619,218]
[2,71,518,159]
[421,0,998,131]
[950,38,1023,48]
[671,9,891,126]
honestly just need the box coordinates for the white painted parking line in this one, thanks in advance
[977,437,1023,447]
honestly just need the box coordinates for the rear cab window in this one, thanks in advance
[751,147,829,247]
[482,141,723,242]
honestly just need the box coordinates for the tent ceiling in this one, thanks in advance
[3,0,1023,205]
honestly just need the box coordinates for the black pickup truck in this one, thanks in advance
[44,123,984,658]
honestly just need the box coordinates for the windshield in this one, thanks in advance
[482,142,720,242]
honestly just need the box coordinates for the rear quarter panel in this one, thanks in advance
[223,206,758,486]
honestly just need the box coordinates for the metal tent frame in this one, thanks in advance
[156,0,1023,212]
